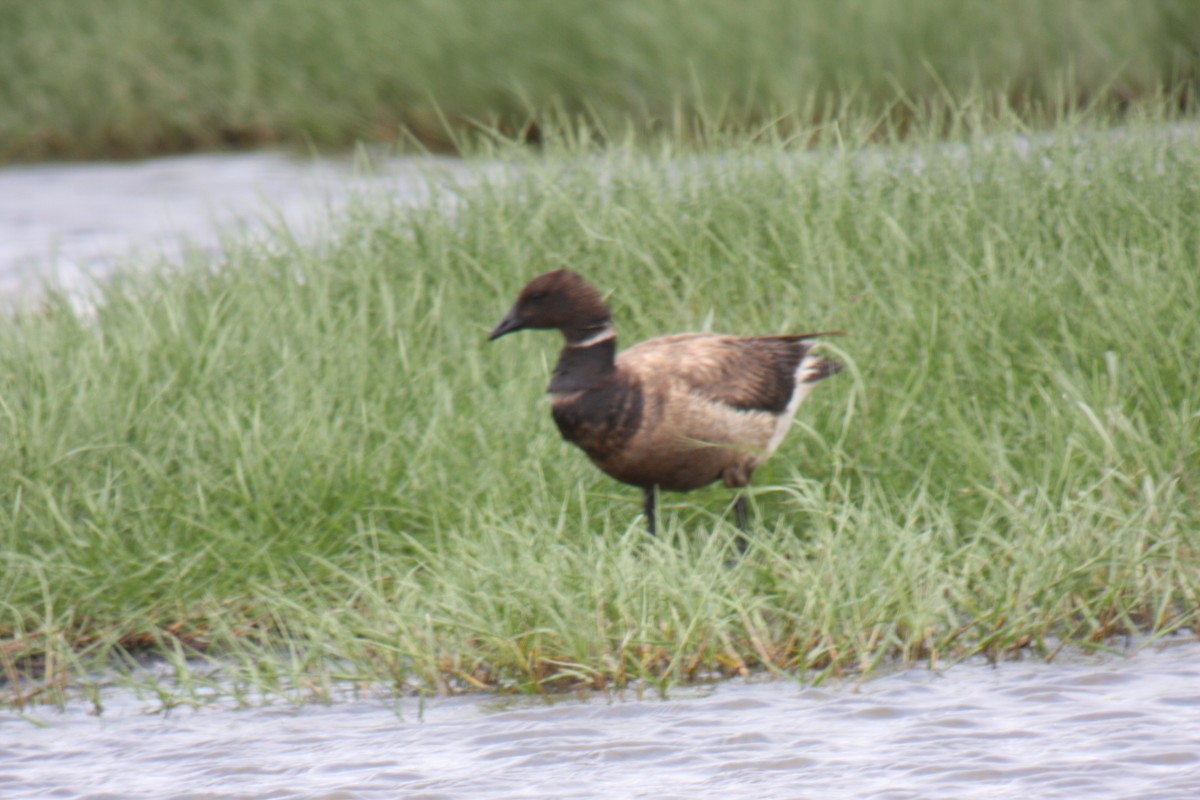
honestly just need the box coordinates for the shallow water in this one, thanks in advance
[3,642,1198,798]
[0,150,472,305]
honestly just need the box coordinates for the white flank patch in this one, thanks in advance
[765,352,823,454]
[571,323,616,348]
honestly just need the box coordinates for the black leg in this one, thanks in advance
[643,487,657,535]
[733,495,749,554]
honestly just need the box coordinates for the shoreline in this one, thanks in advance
[2,116,1197,711]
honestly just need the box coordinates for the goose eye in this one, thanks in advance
[529,291,549,302]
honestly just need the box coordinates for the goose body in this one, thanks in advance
[489,269,842,534]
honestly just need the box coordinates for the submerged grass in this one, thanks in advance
[1,110,1199,707]
[3,0,1200,161]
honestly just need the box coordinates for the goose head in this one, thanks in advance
[488,269,612,343]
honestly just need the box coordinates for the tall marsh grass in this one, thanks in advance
[2,0,1199,160]
[1,113,1198,706]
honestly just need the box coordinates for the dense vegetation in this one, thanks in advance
[2,111,1197,707]
[2,0,1198,161]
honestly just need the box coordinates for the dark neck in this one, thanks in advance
[547,338,617,393]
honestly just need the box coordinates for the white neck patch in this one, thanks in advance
[570,323,616,348]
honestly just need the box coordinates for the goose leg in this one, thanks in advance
[734,495,748,530]
[643,487,657,535]
[733,495,750,554]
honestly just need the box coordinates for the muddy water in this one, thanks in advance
[2,642,1198,798]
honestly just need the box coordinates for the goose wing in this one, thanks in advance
[617,332,840,414]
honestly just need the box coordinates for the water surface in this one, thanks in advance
[3,642,1198,798]
[0,151,470,305]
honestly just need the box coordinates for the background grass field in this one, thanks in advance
[2,0,1199,161]
[2,110,1197,706]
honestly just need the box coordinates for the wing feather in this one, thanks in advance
[617,332,840,414]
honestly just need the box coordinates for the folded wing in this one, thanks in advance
[617,333,842,414]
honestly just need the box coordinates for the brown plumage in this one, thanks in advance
[489,269,843,535]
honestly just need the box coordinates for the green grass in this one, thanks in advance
[2,109,1199,708]
[2,0,1199,161]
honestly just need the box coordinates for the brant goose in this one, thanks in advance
[489,269,842,535]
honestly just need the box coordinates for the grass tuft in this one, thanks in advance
[2,109,1198,707]
[2,0,1199,161]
